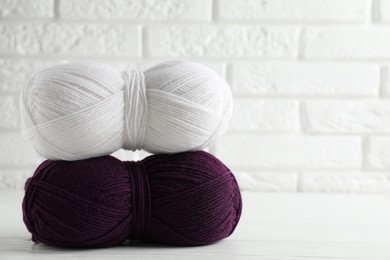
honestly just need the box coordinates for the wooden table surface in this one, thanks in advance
[1,191,390,260]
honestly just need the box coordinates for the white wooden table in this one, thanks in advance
[1,191,390,260]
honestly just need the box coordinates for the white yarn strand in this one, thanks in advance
[122,70,147,151]
[20,60,233,160]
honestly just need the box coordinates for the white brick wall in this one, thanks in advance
[0,24,141,56]
[304,101,390,133]
[230,100,299,132]
[1,0,390,193]
[148,26,299,58]
[231,63,379,96]
[303,28,390,59]
[59,0,212,20]
[0,0,53,18]
[216,135,362,169]
[218,0,370,22]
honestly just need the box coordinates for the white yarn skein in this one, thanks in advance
[20,60,233,160]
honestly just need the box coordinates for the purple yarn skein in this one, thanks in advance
[22,151,242,248]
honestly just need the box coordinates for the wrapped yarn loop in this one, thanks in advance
[125,161,151,239]
[122,70,147,150]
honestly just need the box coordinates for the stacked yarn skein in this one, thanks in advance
[20,60,233,160]
[23,152,242,247]
[20,60,242,248]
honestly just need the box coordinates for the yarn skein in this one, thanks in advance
[23,151,242,248]
[20,61,233,160]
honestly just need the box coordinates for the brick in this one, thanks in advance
[367,137,390,169]
[304,101,390,133]
[230,99,299,132]
[148,26,299,58]
[59,0,211,20]
[198,62,225,79]
[0,0,53,18]
[122,61,226,80]
[216,135,361,169]
[0,96,20,129]
[219,0,369,22]
[0,59,56,92]
[235,171,297,192]
[381,65,390,97]
[0,169,32,190]
[0,133,42,167]
[0,23,140,57]
[231,63,379,96]
[304,28,390,59]
[301,172,390,193]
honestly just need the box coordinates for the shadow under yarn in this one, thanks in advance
[23,151,242,248]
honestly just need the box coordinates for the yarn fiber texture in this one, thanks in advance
[20,61,233,160]
[23,151,242,248]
